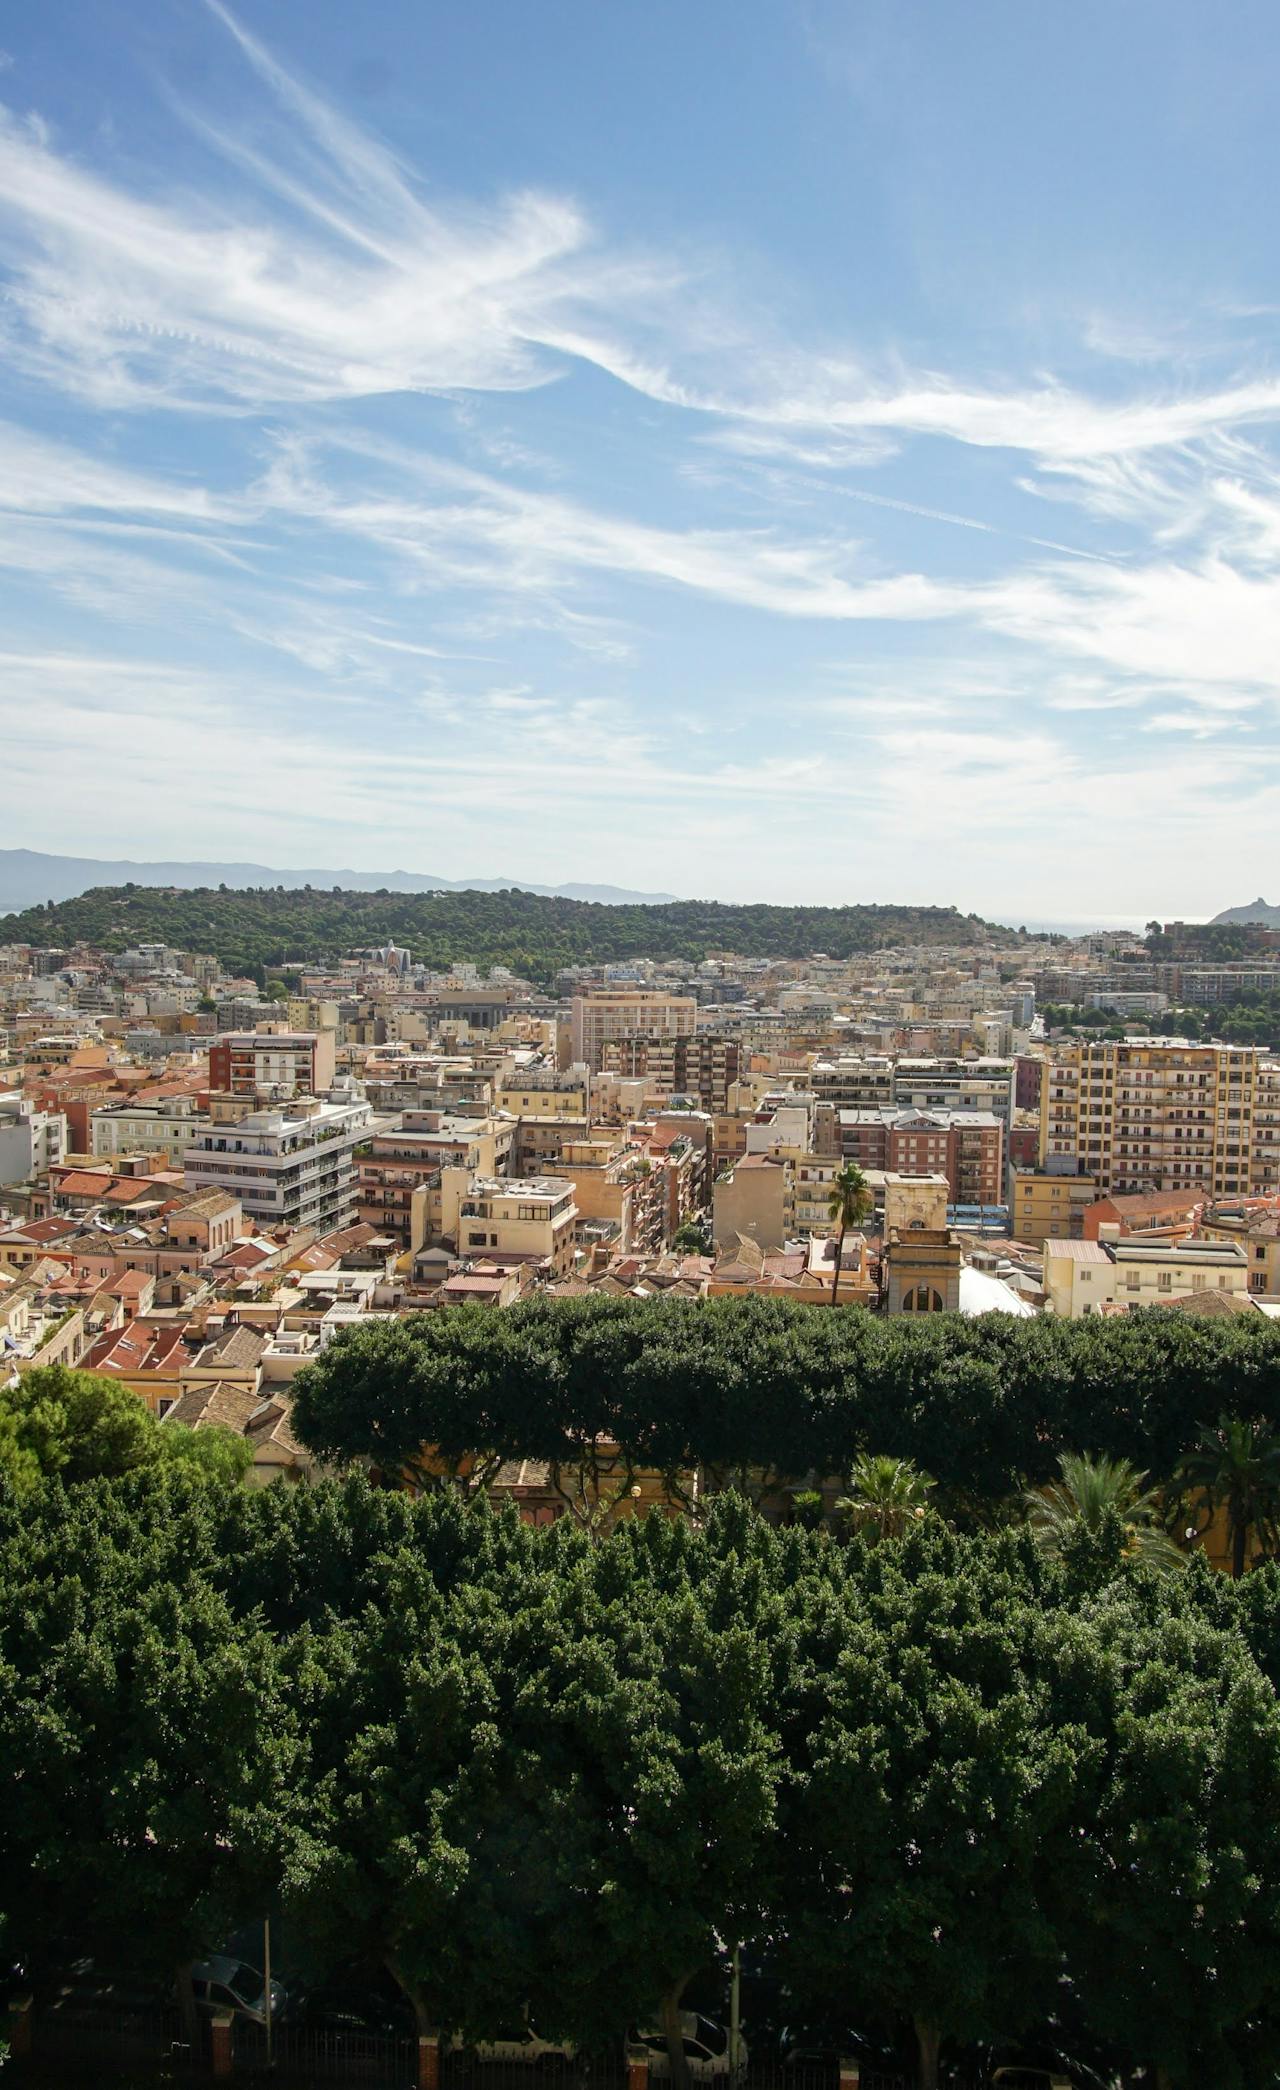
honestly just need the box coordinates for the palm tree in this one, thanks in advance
[837,1453,934,1541]
[1024,1452,1186,1572]
[1175,1416,1280,1578]
[825,1161,872,1304]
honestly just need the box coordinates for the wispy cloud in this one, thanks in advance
[5,4,1280,913]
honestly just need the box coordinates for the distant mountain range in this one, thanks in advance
[1210,898,1280,927]
[0,850,678,912]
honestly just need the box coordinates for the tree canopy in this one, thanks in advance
[0,1365,252,1500]
[3,883,1020,983]
[3,1469,1280,2088]
[290,1295,1280,1509]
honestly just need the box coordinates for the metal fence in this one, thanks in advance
[443,2059,627,2090]
[233,2017,419,2085]
[32,1996,205,2072]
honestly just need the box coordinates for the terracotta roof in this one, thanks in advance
[191,1323,268,1371]
[107,1269,153,1297]
[1161,1291,1261,1317]
[163,1381,263,1432]
[1095,1190,1204,1218]
[82,1319,189,1377]
[0,1218,78,1244]
[56,1169,119,1197]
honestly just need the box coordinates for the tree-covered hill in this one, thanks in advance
[3,882,1021,978]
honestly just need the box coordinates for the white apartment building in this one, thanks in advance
[1044,1235,1250,1317]
[182,1097,371,1233]
[0,1093,67,1186]
[569,990,697,1073]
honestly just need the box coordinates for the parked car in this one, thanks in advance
[47,1962,175,2017]
[191,1955,287,2027]
[779,2022,900,2071]
[285,1980,415,2040]
[631,2015,746,2080]
[450,2016,579,2066]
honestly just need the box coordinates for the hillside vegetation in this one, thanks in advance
[4,883,1020,979]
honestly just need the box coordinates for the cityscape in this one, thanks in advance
[6,1,1280,2087]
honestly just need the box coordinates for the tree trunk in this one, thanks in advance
[1233,1516,1247,1579]
[1155,2067,1174,2090]
[388,1956,435,2040]
[831,1223,846,1305]
[913,2018,941,2090]
[660,1975,693,2090]
[174,1960,198,2049]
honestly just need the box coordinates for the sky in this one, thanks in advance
[2,1,1280,923]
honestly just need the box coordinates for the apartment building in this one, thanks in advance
[208,1029,337,1099]
[811,1053,1016,1128]
[495,1065,593,1172]
[810,1055,896,1111]
[1043,1235,1250,1317]
[183,1096,371,1232]
[713,1153,790,1251]
[891,1057,1018,1131]
[1039,1039,1269,1199]
[838,1107,1004,1208]
[90,1094,209,1162]
[1200,1207,1280,1297]
[541,1138,645,1253]
[569,989,697,1073]
[0,1092,67,1186]
[1010,1164,1100,1245]
[599,1030,742,1114]
[1176,964,1280,1004]
[439,1167,578,1278]
[355,1111,515,1246]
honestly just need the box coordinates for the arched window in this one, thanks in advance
[903,1284,944,1313]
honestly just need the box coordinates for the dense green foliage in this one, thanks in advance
[1040,990,1280,1048]
[1166,993,1280,1050]
[1145,923,1277,961]
[0,1365,252,1499]
[4,882,1019,981]
[290,1295,1280,1506]
[4,1470,1280,2089]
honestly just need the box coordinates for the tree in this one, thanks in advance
[0,1366,253,1497]
[0,1472,299,2034]
[1066,1586,1280,2088]
[825,1162,871,1304]
[778,1526,1091,2090]
[1176,1416,1280,1578]
[1024,1452,1186,1573]
[0,1366,163,1490]
[160,1421,255,1485]
[291,1298,1280,1517]
[836,1453,934,1541]
[671,1218,712,1255]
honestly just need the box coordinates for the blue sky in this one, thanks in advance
[3,0,1280,921]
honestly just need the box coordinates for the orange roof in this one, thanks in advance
[107,1269,153,1297]
[82,1319,189,1378]
[56,1169,118,1197]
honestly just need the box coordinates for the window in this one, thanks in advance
[903,1284,944,1313]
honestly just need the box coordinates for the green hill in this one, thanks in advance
[4,884,1022,982]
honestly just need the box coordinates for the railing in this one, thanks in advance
[235,2016,418,2082]
[33,1994,205,2071]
